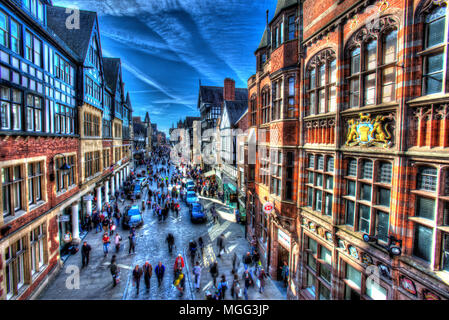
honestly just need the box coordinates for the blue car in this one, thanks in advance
[186,180,195,188]
[122,205,144,229]
[133,183,142,199]
[186,191,198,205]
[189,202,206,222]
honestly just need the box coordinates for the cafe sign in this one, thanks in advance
[278,229,291,249]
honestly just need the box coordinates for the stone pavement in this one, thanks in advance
[189,195,286,300]
[37,162,286,300]
[37,189,138,300]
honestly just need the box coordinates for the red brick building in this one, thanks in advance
[248,0,449,300]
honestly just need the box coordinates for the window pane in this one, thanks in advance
[306,271,316,296]
[347,181,356,196]
[346,200,355,226]
[413,224,433,262]
[417,167,437,191]
[366,283,387,300]
[319,283,331,300]
[378,188,390,207]
[309,92,316,115]
[328,86,337,112]
[329,59,337,83]
[359,204,371,233]
[326,157,334,172]
[350,79,359,107]
[347,159,357,176]
[316,190,322,211]
[351,48,360,74]
[383,30,397,64]
[378,162,392,183]
[376,211,389,243]
[442,234,449,272]
[382,67,396,103]
[325,194,333,216]
[310,69,316,89]
[424,53,444,95]
[317,156,324,170]
[307,187,313,207]
[426,7,446,48]
[318,64,325,87]
[365,41,377,70]
[318,89,325,113]
[416,197,435,221]
[361,184,372,202]
[346,264,361,288]
[364,73,376,105]
[316,173,323,187]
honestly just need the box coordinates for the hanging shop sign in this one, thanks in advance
[378,264,392,280]
[348,245,359,260]
[58,215,71,223]
[277,229,291,249]
[400,276,417,296]
[361,253,374,266]
[263,202,274,214]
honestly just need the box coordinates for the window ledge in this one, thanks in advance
[407,216,436,228]
[3,209,27,225]
[56,185,76,197]
[416,44,445,57]
[29,200,46,212]
[407,93,449,106]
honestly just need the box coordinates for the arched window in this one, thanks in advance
[306,49,337,115]
[261,87,270,124]
[421,4,447,95]
[346,17,398,108]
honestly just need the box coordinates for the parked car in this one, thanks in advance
[185,191,198,205]
[189,202,206,222]
[132,183,142,199]
[122,205,144,229]
[136,177,148,188]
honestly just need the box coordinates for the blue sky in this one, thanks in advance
[53,0,278,135]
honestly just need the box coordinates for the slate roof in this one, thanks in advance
[47,6,97,62]
[199,86,248,106]
[273,0,297,21]
[224,100,248,126]
[258,28,269,50]
[102,58,120,92]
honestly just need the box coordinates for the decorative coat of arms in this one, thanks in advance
[345,113,392,148]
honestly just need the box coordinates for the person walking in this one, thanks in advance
[281,261,289,288]
[114,233,122,252]
[166,233,175,254]
[232,252,239,274]
[81,241,91,268]
[155,261,165,287]
[128,232,136,254]
[132,265,143,295]
[198,237,204,256]
[173,254,185,276]
[231,274,240,300]
[174,268,186,297]
[243,252,252,271]
[217,275,228,300]
[258,268,268,293]
[192,261,202,292]
[242,270,253,300]
[216,233,226,258]
[110,255,120,287]
[188,240,197,265]
[102,233,111,257]
[209,261,219,287]
[143,261,153,293]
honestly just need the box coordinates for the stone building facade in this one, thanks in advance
[248,0,449,300]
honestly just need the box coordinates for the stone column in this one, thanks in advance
[71,202,80,244]
[110,176,115,196]
[86,195,92,216]
[105,180,109,204]
[116,173,120,191]
[96,186,102,212]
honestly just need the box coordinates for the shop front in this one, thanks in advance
[237,195,246,223]
[58,207,73,260]
[223,178,238,208]
[276,227,292,282]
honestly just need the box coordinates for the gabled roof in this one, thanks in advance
[224,100,248,126]
[125,92,132,111]
[144,112,150,124]
[103,57,121,92]
[272,0,297,22]
[47,6,97,62]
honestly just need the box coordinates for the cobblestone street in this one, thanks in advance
[38,163,285,300]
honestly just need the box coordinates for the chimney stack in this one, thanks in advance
[223,78,235,101]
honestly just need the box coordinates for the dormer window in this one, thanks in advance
[24,0,45,22]
[288,15,296,40]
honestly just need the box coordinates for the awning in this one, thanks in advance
[204,170,216,177]
[224,183,237,193]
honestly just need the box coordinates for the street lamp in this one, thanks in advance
[362,234,402,257]
[49,153,71,181]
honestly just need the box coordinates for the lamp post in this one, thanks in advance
[49,153,71,182]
